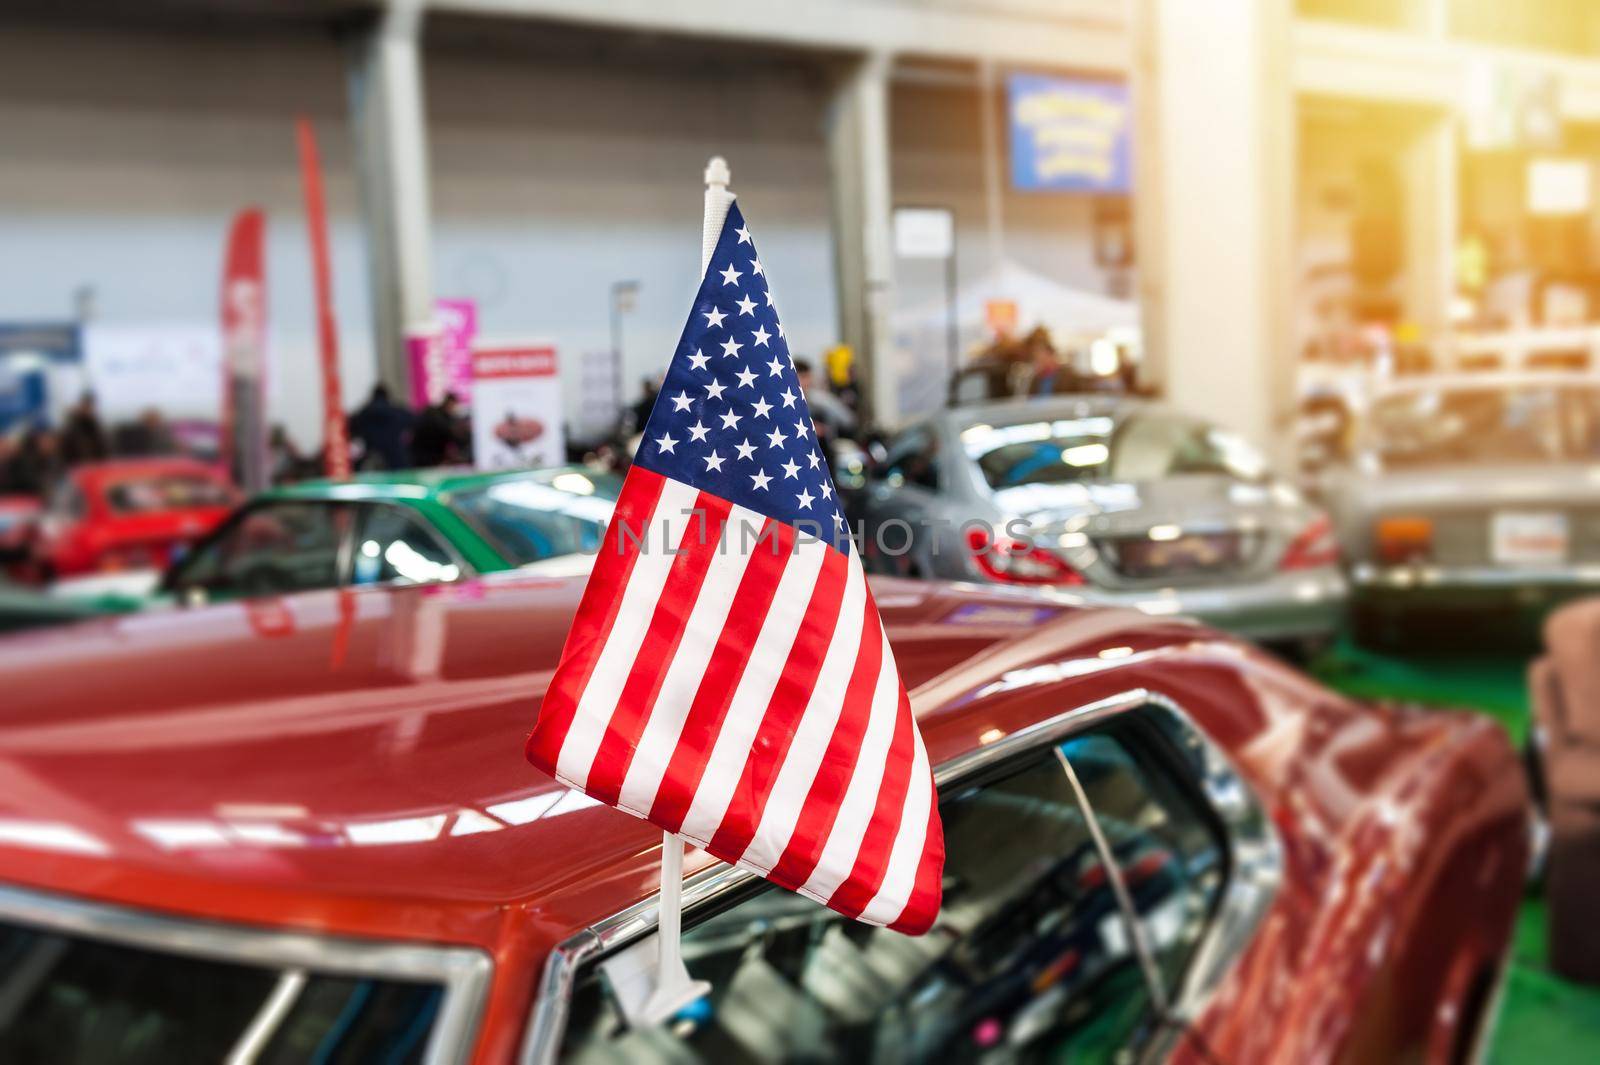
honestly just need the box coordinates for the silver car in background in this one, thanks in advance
[851,396,1346,652]
[1321,371,1600,646]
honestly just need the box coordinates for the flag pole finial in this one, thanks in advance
[701,157,735,275]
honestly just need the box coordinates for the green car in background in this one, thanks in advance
[154,465,621,605]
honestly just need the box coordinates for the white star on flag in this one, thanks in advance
[688,350,710,371]
[719,410,742,430]
[766,426,787,449]
[781,457,801,479]
[705,380,727,401]
[655,433,678,454]
[670,392,693,413]
[688,420,710,442]
[721,337,742,358]
[735,439,756,460]
[720,264,741,285]
[752,397,773,419]
[797,487,814,509]
[736,294,757,316]
[751,468,771,489]
[703,451,725,472]
[752,325,771,347]
[703,308,727,329]
[735,367,757,388]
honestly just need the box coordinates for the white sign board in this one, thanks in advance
[83,322,222,422]
[893,207,955,260]
[471,343,564,470]
[1527,158,1592,216]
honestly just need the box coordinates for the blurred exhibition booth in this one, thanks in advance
[3,1,1600,455]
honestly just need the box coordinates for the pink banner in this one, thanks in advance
[409,298,477,409]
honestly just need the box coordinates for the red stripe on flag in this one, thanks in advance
[650,521,795,833]
[826,684,918,919]
[888,786,946,935]
[707,547,850,862]
[585,493,733,806]
[525,467,666,776]
[764,597,883,888]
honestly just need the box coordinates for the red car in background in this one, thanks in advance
[25,457,237,580]
[0,575,1527,1064]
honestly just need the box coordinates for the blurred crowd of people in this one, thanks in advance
[0,392,140,495]
[0,382,476,501]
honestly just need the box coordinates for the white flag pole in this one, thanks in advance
[639,157,733,1025]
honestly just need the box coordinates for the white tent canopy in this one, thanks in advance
[889,259,1140,419]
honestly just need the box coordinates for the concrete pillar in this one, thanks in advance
[1133,0,1295,457]
[1400,112,1458,347]
[346,0,434,400]
[825,52,897,429]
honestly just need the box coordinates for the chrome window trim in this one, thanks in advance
[0,884,491,1065]
[519,686,1282,1065]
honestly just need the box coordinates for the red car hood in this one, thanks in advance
[0,574,1145,943]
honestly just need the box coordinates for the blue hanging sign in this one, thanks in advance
[1008,74,1131,193]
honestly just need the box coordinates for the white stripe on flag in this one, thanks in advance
[799,623,900,900]
[857,724,933,926]
[614,503,762,817]
[677,535,830,847]
[554,477,701,789]
[739,559,866,873]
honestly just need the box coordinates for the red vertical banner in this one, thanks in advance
[295,117,351,480]
[220,207,268,491]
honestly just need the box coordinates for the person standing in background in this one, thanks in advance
[411,391,469,468]
[347,384,414,471]
[8,427,64,496]
[59,392,108,465]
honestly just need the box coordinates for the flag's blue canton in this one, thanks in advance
[635,202,850,551]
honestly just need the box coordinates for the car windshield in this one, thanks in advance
[447,469,621,566]
[105,474,232,515]
[0,920,442,1064]
[1369,383,1600,467]
[961,411,1267,490]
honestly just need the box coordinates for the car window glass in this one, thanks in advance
[49,483,86,522]
[352,505,461,586]
[170,503,349,600]
[105,475,233,515]
[0,919,441,1065]
[1369,384,1600,466]
[557,715,1226,1065]
[966,412,1266,489]
[447,470,621,567]
[878,429,939,491]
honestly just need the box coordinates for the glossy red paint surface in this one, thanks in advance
[0,572,1527,1064]
[33,458,236,576]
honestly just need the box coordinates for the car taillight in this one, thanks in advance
[1280,514,1341,570]
[965,528,1086,586]
[1374,516,1433,565]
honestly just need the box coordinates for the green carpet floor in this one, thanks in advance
[1309,637,1600,1062]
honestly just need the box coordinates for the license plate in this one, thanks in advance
[1491,511,1569,566]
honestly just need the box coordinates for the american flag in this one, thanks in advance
[526,202,944,934]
